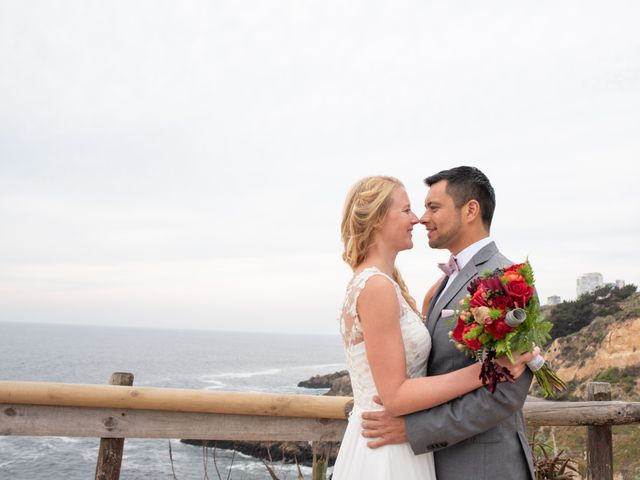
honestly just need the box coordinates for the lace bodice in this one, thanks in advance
[339,267,431,410]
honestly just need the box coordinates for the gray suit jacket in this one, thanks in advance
[405,242,535,480]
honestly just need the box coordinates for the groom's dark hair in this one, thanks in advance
[425,166,496,229]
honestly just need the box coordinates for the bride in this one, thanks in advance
[332,176,537,479]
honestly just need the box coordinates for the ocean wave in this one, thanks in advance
[290,362,345,371]
[52,436,82,444]
[1,324,345,479]
[200,368,282,381]
[199,363,345,382]
[203,380,226,390]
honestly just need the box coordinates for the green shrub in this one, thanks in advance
[595,367,621,384]
[547,285,637,339]
[593,366,639,397]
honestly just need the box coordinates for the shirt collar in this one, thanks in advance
[454,237,493,270]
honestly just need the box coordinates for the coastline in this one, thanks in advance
[181,370,352,466]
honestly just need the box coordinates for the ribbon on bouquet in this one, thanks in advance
[527,354,546,372]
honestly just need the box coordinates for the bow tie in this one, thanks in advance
[438,255,460,276]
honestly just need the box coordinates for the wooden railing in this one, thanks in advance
[1,376,639,479]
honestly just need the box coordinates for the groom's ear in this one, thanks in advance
[463,199,481,224]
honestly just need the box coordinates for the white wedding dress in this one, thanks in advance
[332,267,436,480]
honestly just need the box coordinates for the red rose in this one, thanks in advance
[484,318,514,340]
[505,280,534,308]
[504,263,526,273]
[462,324,482,350]
[489,295,513,311]
[452,317,465,342]
[470,286,489,307]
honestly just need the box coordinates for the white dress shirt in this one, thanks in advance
[436,236,494,303]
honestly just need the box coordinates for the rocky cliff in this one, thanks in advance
[531,292,640,480]
[543,293,640,401]
[548,317,640,378]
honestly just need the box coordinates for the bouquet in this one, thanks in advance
[450,260,565,397]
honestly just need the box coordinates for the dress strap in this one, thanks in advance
[340,267,402,348]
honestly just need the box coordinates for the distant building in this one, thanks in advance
[616,279,626,289]
[577,272,604,297]
[547,295,561,305]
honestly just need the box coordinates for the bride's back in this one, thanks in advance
[340,267,431,411]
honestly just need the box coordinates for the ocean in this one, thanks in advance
[0,322,346,479]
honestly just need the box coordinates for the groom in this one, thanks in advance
[361,166,535,479]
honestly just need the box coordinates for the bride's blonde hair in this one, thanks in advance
[340,176,419,314]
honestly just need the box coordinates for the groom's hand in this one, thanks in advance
[361,395,408,448]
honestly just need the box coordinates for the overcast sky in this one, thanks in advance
[1,1,639,334]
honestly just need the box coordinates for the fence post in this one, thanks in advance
[586,382,613,480]
[95,372,134,480]
[311,442,329,480]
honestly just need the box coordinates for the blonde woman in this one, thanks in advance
[332,176,537,479]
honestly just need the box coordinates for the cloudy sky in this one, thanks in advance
[1,1,639,334]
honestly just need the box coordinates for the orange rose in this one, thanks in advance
[503,271,525,283]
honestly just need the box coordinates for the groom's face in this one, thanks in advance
[419,180,463,250]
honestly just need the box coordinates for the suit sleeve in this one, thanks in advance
[404,369,533,454]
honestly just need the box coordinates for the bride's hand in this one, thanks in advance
[495,346,542,380]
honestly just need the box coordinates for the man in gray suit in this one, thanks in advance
[362,166,535,479]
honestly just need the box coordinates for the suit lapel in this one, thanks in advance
[427,267,477,334]
[427,241,499,335]
[426,276,449,334]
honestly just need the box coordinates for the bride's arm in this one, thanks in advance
[359,276,534,417]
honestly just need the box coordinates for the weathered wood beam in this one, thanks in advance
[1,404,347,442]
[3,399,639,442]
[0,381,353,420]
[523,400,640,427]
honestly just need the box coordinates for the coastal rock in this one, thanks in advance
[297,370,352,397]
[326,373,353,397]
[297,370,348,389]
[180,439,337,466]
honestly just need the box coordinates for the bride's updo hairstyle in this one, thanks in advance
[341,176,419,315]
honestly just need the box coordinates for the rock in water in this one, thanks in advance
[297,370,348,389]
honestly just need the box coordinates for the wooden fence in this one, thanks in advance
[1,375,640,479]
